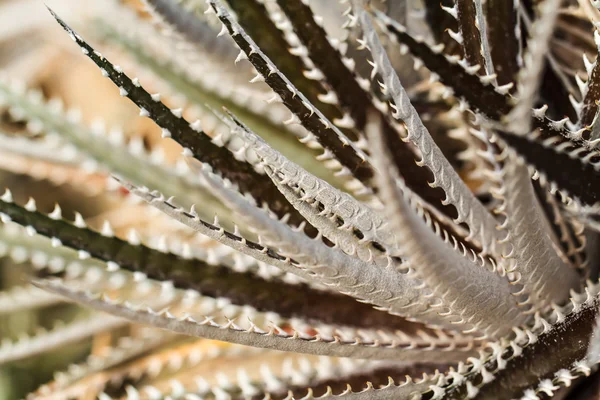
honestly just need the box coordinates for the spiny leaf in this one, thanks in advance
[37,278,477,361]
[365,110,526,338]
[127,357,447,400]
[506,0,561,136]
[0,221,108,276]
[180,150,454,328]
[275,0,466,223]
[427,285,600,399]
[119,179,323,280]
[264,363,446,400]
[222,112,394,249]
[32,329,173,399]
[94,18,324,181]
[379,122,464,222]
[423,0,460,55]
[79,342,264,399]
[224,0,319,97]
[125,177,462,330]
[372,8,600,210]
[266,171,388,264]
[480,130,579,312]
[274,0,372,131]
[485,0,521,86]
[208,0,373,184]
[453,0,488,72]
[372,7,582,143]
[494,129,600,209]
[225,111,517,336]
[578,31,600,136]
[47,8,305,226]
[0,0,598,397]
[372,8,510,119]
[0,193,418,331]
[356,3,503,258]
[141,0,240,63]
[222,0,360,142]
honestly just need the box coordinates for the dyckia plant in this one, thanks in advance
[1,0,600,398]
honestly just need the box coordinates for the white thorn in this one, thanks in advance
[73,212,87,228]
[49,204,62,220]
[190,120,202,132]
[24,198,37,212]
[101,221,114,237]
[127,229,141,245]
[0,189,12,203]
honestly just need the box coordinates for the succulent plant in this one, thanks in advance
[1,0,600,398]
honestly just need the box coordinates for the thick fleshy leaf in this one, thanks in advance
[578,31,600,140]
[48,8,306,226]
[0,193,423,331]
[505,0,561,136]
[222,1,468,222]
[1,1,600,397]
[293,1,471,221]
[478,130,580,312]
[207,0,373,185]
[423,0,460,55]
[222,0,363,144]
[223,0,321,100]
[413,281,600,399]
[485,0,521,86]
[125,357,449,400]
[141,0,240,64]
[37,278,478,361]
[3,226,467,363]
[371,8,600,211]
[365,110,526,338]
[170,155,454,328]
[32,328,173,399]
[94,17,321,179]
[274,0,372,132]
[355,2,503,258]
[453,0,490,73]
